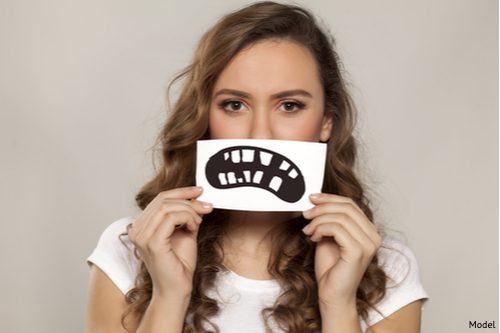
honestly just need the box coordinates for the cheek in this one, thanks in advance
[208,109,247,139]
[208,110,224,138]
[273,113,324,141]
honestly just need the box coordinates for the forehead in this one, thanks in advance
[213,39,323,95]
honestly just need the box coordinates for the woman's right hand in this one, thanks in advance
[128,186,213,299]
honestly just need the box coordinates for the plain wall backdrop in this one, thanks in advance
[0,0,497,332]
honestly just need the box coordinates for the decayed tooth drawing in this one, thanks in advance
[253,170,263,184]
[259,151,273,166]
[218,173,227,185]
[231,150,240,163]
[269,176,282,191]
[241,149,254,162]
[205,145,305,203]
[288,169,298,179]
[279,160,290,171]
[227,172,236,184]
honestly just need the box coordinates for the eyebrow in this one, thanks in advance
[213,88,313,99]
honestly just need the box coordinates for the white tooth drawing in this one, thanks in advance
[237,178,243,183]
[243,170,251,182]
[218,173,227,185]
[269,176,283,192]
[259,151,272,166]
[279,160,290,171]
[253,170,263,184]
[231,150,240,163]
[224,152,230,160]
[242,149,254,162]
[289,168,298,179]
[227,172,237,184]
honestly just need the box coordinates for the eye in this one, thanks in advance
[217,99,305,113]
[219,100,248,113]
[279,101,305,113]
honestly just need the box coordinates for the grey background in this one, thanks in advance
[0,0,497,332]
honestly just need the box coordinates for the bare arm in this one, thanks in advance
[320,299,423,333]
[135,288,190,333]
[86,187,211,332]
[85,265,190,333]
[85,265,135,333]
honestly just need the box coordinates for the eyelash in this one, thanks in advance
[218,100,306,113]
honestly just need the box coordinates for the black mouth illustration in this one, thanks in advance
[205,145,305,203]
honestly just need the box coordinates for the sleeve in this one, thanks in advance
[360,236,430,332]
[86,216,140,295]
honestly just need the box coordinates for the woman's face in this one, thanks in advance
[209,39,332,141]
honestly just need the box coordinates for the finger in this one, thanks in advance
[145,215,177,254]
[156,186,205,201]
[156,211,199,241]
[137,205,201,246]
[163,201,202,220]
[133,196,208,238]
[151,214,199,273]
[144,211,199,254]
[308,193,365,215]
[158,199,212,219]
[303,201,379,240]
[130,210,168,249]
[165,211,199,233]
[132,188,210,239]
[163,198,213,215]
[304,213,378,252]
[310,223,364,260]
[130,202,163,241]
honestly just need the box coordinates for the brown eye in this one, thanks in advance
[280,101,305,112]
[220,100,247,112]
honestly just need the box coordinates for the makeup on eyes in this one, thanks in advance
[216,99,307,114]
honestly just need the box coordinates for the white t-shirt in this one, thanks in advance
[86,216,429,332]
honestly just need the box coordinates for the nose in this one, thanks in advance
[249,109,272,139]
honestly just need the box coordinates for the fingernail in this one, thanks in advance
[303,208,312,216]
[201,202,213,209]
[302,224,310,233]
[193,186,203,191]
[309,193,320,199]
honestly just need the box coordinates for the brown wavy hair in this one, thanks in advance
[120,1,388,332]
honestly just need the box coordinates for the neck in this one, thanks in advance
[222,210,301,256]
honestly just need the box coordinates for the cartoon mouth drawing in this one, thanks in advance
[205,146,305,203]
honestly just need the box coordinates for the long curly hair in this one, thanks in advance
[120,2,388,332]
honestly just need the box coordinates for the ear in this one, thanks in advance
[319,113,333,142]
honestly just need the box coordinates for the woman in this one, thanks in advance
[86,2,429,332]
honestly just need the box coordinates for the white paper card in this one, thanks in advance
[196,139,327,211]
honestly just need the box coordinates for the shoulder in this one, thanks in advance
[378,236,423,286]
[361,236,430,330]
[86,216,140,294]
[92,216,136,256]
[99,216,135,241]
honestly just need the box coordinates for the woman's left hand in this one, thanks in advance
[302,193,383,309]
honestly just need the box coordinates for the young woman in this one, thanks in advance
[85,2,429,332]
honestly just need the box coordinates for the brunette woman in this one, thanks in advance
[86,2,429,332]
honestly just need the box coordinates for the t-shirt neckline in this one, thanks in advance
[221,268,281,292]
